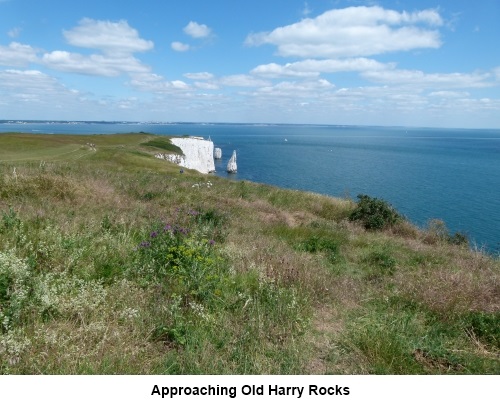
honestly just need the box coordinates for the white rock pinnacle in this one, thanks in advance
[227,150,237,173]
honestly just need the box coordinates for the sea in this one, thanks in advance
[1,120,499,254]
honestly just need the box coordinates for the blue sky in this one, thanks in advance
[1,0,499,128]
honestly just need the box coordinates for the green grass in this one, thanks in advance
[0,132,498,375]
[140,137,183,154]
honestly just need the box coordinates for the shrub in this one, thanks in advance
[424,219,469,247]
[448,232,469,247]
[349,194,401,230]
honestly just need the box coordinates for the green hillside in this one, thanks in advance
[0,133,498,374]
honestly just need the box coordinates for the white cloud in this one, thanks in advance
[128,72,192,94]
[63,18,154,55]
[0,69,55,89]
[251,63,318,78]
[362,69,492,89]
[32,19,154,78]
[251,58,391,78]
[194,81,219,90]
[171,80,189,90]
[219,74,270,87]
[0,69,79,105]
[183,21,212,38]
[428,91,470,98]
[245,6,442,58]
[41,51,150,77]
[0,42,38,67]
[253,79,334,98]
[171,41,190,52]
[184,72,214,80]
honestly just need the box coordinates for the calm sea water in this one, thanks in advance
[2,121,499,253]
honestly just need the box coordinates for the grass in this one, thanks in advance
[140,137,183,154]
[0,132,498,375]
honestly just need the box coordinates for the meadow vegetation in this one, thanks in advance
[0,132,498,374]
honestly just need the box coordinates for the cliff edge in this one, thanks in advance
[168,137,215,174]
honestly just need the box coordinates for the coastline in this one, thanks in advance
[1,123,499,253]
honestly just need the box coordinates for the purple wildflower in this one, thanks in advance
[150,231,158,238]
[164,224,172,232]
[209,239,215,246]
[139,241,151,248]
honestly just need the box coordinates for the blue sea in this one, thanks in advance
[1,121,499,254]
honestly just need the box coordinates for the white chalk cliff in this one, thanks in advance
[161,137,215,174]
[227,150,237,173]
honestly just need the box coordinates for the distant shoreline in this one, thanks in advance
[2,119,500,131]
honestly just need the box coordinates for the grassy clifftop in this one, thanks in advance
[0,133,498,374]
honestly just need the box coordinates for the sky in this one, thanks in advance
[1,0,499,128]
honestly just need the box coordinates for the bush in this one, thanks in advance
[425,219,469,247]
[349,194,401,230]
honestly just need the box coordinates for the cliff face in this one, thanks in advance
[169,137,215,174]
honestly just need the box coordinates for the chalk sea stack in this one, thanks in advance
[227,150,237,173]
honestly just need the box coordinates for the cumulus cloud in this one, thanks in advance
[42,51,150,77]
[0,69,79,104]
[251,58,391,78]
[0,69,56,90]
[34,19,155,78]
[183,21,212,38]
[253,79,334,98]
[171,41,190,52]
[0,42,38,67]
[63,18,154,55]
[245,6,443,58]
